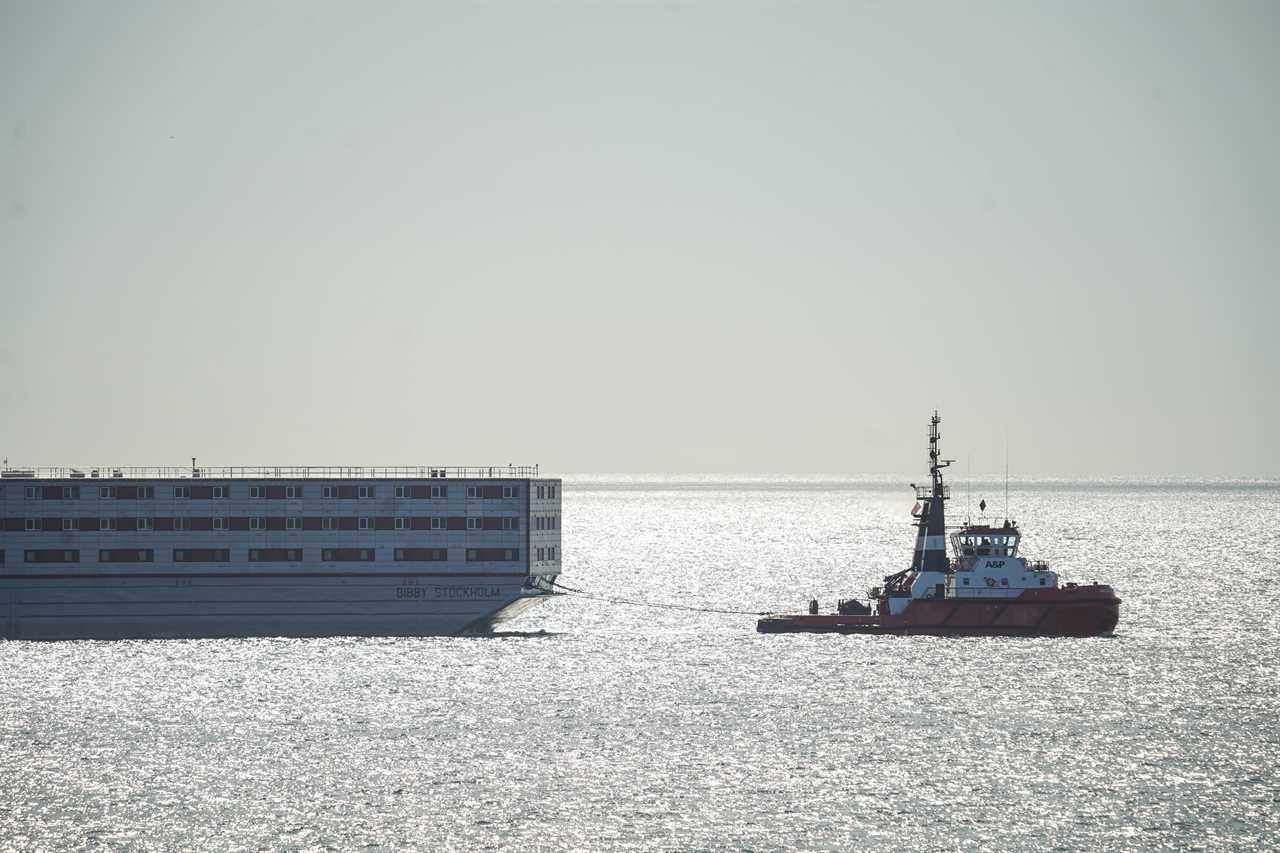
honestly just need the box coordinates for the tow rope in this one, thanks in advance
[548,579,777,617]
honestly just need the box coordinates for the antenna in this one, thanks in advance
[1004,429,1010,522]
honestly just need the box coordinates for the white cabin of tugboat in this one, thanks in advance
[945,523,1058,598]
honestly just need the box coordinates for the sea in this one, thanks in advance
[1,476,1276,851]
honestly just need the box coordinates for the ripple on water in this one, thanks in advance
[1,480,1277,850]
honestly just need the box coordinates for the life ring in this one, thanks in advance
[984,577,997,588]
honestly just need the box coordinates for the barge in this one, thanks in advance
[0,464,561,640]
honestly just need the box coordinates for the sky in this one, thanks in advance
[2,1,1277,477]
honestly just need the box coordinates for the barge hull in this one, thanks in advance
[0,572,549,641]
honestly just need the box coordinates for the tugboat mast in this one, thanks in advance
[910,411,952,574]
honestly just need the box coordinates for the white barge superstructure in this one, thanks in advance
[0,464,561,640]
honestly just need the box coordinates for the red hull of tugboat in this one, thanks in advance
[757,585,1120,637]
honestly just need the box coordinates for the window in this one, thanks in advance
[286,486,302,499]
[250,486,263,498]
[213,517,226,531]
[99,549,154,563]
[549,546,556,560]
[211,486,226,499]
[174,486,190,498]
[99,518,116,532]
[62,518,77,532]
[501,517,518,530]
[25,486,38,499]
[394,548,446,562]
[550,485,557,498]
[963,577,970,586]
[358,486,374,499]
[250,548,302,562]
[174,548,230,562]
[431,485,444,498]
[466,517,480,530]
[321,548,374,562]
[23,518,38,532]
[250,517,265,531]
[467,486,479,498]
[99,486,115,498]
[323,486,337,498]
[502,486,515,499]
[358,517,371,530]
[395,517,408,530]
[322,517,336,530]
[137,486,155,499]
[25,549,80,563]
[174,517,190,531]
[395,486,406,498]
[137,517,153,531]
[430,517,442,530]
[62,486,80,499]
[286,517,302,531]
[1001,578,1009,587]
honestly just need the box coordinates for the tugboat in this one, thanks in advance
[758,413,1120,636]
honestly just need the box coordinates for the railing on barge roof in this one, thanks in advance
[0,465,541,481]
